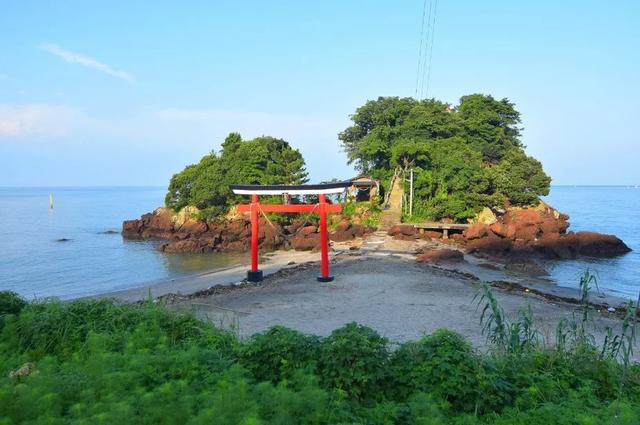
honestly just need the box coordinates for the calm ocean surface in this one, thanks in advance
[0,186,638,300]
[542,186,640,299]
[0,187,248,300]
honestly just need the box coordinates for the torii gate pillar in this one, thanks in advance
[317,194,332,282]
[247,194,263,282]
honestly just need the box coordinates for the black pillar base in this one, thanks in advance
[247,270,263,282]
[317,275,334,283]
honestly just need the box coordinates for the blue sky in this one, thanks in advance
[1,0,638,186]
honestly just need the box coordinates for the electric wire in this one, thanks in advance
[418,0,434,99]
[423,0,439,99]
[414,0,429,96]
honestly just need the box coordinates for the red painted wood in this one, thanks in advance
[250,194,259,272]
[318,194,330,279]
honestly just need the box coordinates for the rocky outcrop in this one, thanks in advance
[387,224,419,241]
[416,249,464,264]
[290,226,320,251]
[123,207,373,253]
[535,231,631,259]
[329,220,372,242]
[460,204,630,259]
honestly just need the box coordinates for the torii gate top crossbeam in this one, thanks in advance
[230,181,351,196]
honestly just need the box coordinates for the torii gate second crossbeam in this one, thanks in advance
[230,182,350,282]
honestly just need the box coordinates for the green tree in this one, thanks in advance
[487,149,551,206]
[165,133,308,219]
[458,94,523,163]
[339,94,551,221]
[413,137,490,220]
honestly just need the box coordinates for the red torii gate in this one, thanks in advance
[230,182,350,282]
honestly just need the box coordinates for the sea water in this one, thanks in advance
[0,187,248,299]
[543,186,640,299]
[0,186,638,300]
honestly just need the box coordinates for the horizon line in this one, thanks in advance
[1,184,639,189]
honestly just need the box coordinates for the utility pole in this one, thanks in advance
[409,168,414,217]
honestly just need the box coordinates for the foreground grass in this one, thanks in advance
[1,290,639,424]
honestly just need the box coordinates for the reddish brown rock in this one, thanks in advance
[395,234,418,241]
[352,224,368,237]
[463,224,490,240]
[465,235,512,253]
[513,224,539,243]
[286,218,308,235]
[572,231,631,257]
[225,240,247,252]
[122,219,143,236]
[124,206,372,253]
[176,220,208,235]
[290,231,320,251]
[511,239,535,253]
[330,222,371,242]
[334,220,351,232]
[330,229,353,242]
[489,222,516,239]
[298,225,318,236]
[132,208,175,239]
[161,239,206,253]
[534,233,572,258]
[421,230,444,239]
[502,209,542,225]
[416,249,464,263]
[388,224,417,237]
[535,231,631,259]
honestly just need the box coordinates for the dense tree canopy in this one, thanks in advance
[339,94,551,220]
[165,133,308,219]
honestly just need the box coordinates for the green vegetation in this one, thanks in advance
[339,95,552,220]
[338,201,381,228]
[163,93,551,223]
[165,132,308,219]
[1,286,639,424]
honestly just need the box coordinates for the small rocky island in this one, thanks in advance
[123,206,374,253]
[123,95,631,272]
[123,201,630,262]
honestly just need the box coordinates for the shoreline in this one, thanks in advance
[93,234,631,309]
[88,249,321,303]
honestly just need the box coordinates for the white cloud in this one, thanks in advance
[0,104,83,139]
[39,43,134,83]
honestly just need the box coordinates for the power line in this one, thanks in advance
[424,0,438,99]
[418,0,434,99]
[414,0,428,97]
